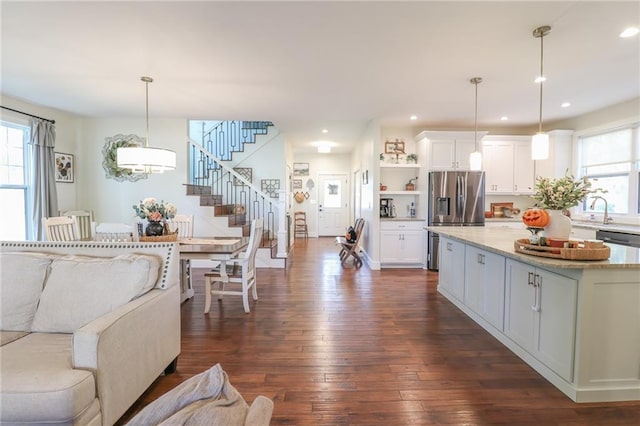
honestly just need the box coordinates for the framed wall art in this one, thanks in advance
[55,152,74,183]
[293,162,309,176]
[385,140,405,154]
[292,179,302,190]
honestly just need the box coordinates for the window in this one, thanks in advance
[0,121,30,239]
[577,124,639,216]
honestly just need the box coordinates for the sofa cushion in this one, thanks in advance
[0,252,53,331]
[0,333,97,423]
[31,253,161,333]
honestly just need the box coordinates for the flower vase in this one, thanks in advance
[145,221,165,237]
[543,209,572,240]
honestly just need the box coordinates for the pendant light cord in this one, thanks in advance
[538,32,544,134]
[474,80,478,150]
[141,76,153,148]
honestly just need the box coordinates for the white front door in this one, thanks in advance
[318,174,349,236]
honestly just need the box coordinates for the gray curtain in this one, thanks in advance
[29,119,58,240]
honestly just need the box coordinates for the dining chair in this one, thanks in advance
[167,214,194,296]
[167,214,194,238]
[337,218,365,268]
[293,211,308,239]
[43,216,79,241]
[94,222,135,242]
[59,209,94,240]
[203,218,264,314]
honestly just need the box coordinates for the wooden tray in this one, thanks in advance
[140,232,178,242]
[514,239,610,260]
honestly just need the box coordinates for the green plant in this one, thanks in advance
[406,153,418,163]
[379,153,385,161]
[531,172,604,210]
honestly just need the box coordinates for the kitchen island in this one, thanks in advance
[426,226,640,403]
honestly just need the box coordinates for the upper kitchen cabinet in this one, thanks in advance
[416,131,487,171]
[534,130,574,179]
[483,135,535,194]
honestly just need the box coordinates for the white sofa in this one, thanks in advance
[0,241,181,426]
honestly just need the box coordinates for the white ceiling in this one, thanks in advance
[1,1,639,153]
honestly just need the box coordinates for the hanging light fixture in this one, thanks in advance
[117,76,176,173]
[469,77,483,171]
[531,25,551,160]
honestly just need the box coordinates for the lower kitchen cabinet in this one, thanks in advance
[380,221,424,266]
[464,246,506,330]
[504,258,577,382]
[438,236,465,300]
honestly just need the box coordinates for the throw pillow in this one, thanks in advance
[31,253,160,333]
[0,252,54,331]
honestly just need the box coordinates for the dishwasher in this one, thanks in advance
[595,229,640,248]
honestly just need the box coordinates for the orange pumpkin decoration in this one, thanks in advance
[522,208,550,228]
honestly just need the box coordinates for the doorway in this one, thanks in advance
[317,173,349,236]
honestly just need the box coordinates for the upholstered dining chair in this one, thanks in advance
[203,218,264,314]
[43,216,79,241]
[59,209,94,240]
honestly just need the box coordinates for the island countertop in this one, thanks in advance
[425,226,640,269]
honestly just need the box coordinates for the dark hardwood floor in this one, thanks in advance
[119,237,640,425]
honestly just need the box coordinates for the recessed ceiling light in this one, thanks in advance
[321,129,328,134]
[620,27,639,38]
[410,115,417,121]
[317,145,331,153]
[500,116,509,121]
[534,76,546,83]
[561,102,571,108]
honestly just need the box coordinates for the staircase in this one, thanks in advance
[186,121,287,263]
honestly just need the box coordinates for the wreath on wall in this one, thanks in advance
[102,134,148,182]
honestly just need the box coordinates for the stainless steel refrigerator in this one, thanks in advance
[427,171,485,270]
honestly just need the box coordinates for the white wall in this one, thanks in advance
[291,152,351,237]
[1,95,80,212]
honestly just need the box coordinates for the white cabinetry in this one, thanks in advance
[504,259,577,381]
[483,136,534,194]
[438,236,465,300]
[416,131,487,171]
[380,221,424,266]
[464,246,506,330]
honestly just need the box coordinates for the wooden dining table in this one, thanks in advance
[178,237,250,303]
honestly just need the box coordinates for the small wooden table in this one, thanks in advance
[178,237,249,303]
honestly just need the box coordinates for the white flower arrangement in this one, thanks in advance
[133,197,177,222]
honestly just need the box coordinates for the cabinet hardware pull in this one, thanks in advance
[477,253,482,264]
[528,272,534,286]
[532,273,541,312]
[447,242,452,251]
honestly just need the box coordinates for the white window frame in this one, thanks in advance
[0,118,32,239]
[573,117,640,220]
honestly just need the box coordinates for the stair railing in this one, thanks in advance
[187,140,282,255]
[200,120,273,162]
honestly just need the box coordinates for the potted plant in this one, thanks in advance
[406,153,418,163]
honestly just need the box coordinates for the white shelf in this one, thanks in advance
[380,191,422,195]
[380,163,421,168]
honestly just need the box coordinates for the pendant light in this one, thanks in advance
[531,26,551,160]
[117,76,176,173]
[469,77,483,171]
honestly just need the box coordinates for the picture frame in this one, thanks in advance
[385,140,405,154]
[55,152,74,183]
[292,179,302,189]
[293,162,309,176]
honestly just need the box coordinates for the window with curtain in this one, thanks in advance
[0,121,30,239]
[577,124,639,215]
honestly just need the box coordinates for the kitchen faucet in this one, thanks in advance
[589,196,613,225]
